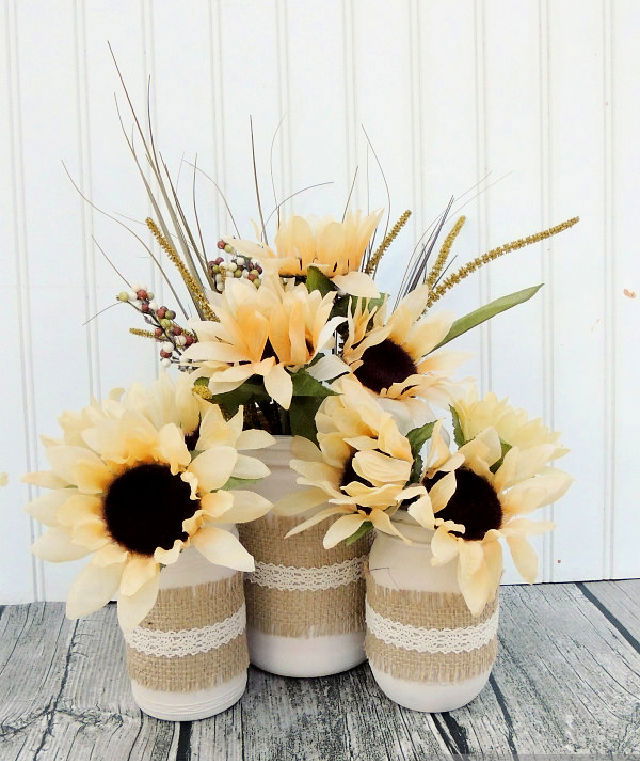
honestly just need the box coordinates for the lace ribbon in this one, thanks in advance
[126,604,246,658]
[247,555,366,591]
[365,600,499,654]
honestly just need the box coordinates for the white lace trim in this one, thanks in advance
[366,601,499,654]
[247,555,366,591]
[126,604,246,658]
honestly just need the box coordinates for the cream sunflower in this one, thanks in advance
[452,387,569,458]
[182,275,344,409]
[341,285,469,411]
[409,418,573,615]
[24,399,274,629]
[274,378,426,547]
[231,210,382,297]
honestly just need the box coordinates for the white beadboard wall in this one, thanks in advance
[1,0,638,603]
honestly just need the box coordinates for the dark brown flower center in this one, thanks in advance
[104,463,198,556]
[423,466,502,541]
[354,338,418,393]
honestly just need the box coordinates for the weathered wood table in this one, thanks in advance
[0,580,638,760]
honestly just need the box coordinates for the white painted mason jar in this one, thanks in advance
[366,513,499,712]
[238,436,369,677]
[123,539,249,721]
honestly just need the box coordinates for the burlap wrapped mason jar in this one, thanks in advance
[238,436,369,677]
[366,514,499,712]
[123,542,249,720]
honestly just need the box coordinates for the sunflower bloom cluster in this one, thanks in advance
[232,211,382,297]
[340,284,469,415]
[278,381,572,615]
[183,275,344,409]
[274,378,441,547]
[24,378,275,629]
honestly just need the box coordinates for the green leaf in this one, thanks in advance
[290,368,339,398]
[288,396,324,443]
[433,284,544,350]
[406,421,436,482]
[305,265,336,296]
[450,406,465,448]
[210,378,269,416]
[490,439,513,474]
[345,521,373,545]
[222,476,261,491]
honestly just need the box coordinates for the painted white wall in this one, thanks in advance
[1,0,638,603]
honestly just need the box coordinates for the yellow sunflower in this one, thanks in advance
[182,275,344,409]
[409,420,573,615]
[24,399,274,629]
[231,210,382,297]
[274,378,426,546]
[341,285,469,409]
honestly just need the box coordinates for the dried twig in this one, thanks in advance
[63,161,190,320]
[250,116,268,245]
[342,166,358,222]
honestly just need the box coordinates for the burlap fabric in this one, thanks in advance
[366,576,499,683]
[126,572,249,692]
[239,513,370,638]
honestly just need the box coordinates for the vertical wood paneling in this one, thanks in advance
[0,0,39,603]
[286,0,350,215]
[546,1,607,582]
[482,0,546,584]
[0,1,637,601]
[610,0,640,578]
[350,0,419,298]
[417,0,484,394]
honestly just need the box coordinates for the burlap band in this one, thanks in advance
[365,577,499,683]
[239,513,370,638]
[126,573,249,692]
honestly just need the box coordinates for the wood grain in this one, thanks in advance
[1,582,638,760]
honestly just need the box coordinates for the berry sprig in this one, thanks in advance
[209,240,262,293]
[117,285,195,367]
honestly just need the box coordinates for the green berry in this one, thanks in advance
[211,264,220,274]
[165,309,176,320]
[117,291,130,302]
[161,318,173,329]
[224,244,233,254]
[234,270,242,278]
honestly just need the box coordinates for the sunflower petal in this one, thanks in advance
[117,573,160,631]
[232,453,270,481]
[120,556,160,597]
[66,559,125,619]
[218,491,272,523]
[32,528,92,562]
[323,514,367,548]
[188,446,238,492]
[264,364,293,409]
[192,526,255,572]
[272,487,328,516]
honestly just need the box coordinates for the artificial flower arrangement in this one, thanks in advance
[22,72,578,717]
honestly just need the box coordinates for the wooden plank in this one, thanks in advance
[2,583,639,759]
[485,584,640,753]
[0,604,180,761]
[581,579,640,652]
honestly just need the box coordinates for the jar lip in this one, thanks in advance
[383,511,435,546]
